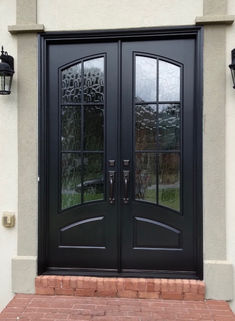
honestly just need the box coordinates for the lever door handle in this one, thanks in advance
[109,171,115,204]
[123,170,130,204]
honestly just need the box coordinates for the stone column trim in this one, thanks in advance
[196,15,234,25]
[8,24,44,34]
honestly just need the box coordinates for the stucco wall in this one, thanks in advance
[37,0,203,30]
[1,0,235,314]
[0,0,17,312]
[226,0,235,312]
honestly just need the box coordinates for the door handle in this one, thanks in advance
[109,171,115,204]
[123,170,130,204]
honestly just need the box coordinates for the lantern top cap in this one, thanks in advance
[0,61,14,75]
[229,49,235,70]
[0,46,14,72]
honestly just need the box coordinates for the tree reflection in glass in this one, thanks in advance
[135,153,156,203]
[135,104,157,150]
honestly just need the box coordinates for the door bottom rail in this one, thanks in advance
[35,276,205,300]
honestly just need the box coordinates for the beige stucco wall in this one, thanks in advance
[0,0,17,312]
[226,0,235,312]
[1,0,235,314]
[37,0,203,30]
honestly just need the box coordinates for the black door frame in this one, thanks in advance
[38,26,203,279]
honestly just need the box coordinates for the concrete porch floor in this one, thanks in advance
[0,294,235,321]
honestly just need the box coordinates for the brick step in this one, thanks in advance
[35,276,205,300]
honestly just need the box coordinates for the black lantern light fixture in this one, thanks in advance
[229,49,235,89]
[0,46,14,95]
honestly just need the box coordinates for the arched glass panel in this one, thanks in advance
[61,57,105,210]
[84,58,104,103]
[135,56,157,103]
[62,63,82,103]
[159,60,180,102]
[134,55,181,212]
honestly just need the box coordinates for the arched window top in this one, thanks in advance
[135,54,181,104]
[159,60,180,102]
[61,56,104,104]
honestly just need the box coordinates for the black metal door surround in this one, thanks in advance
[39,27,203,279]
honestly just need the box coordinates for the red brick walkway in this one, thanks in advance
[1,294,235,321]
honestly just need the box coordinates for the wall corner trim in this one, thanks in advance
[12,256,37,294]
[195,15,235,25]
[8,24,44,34]
[204,260,233,301]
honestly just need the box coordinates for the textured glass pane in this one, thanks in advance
[62,106,81,151]
[84,58,104,103]
[158,153,180,211]
[135,153,156,203]
[136,104,157,150]
[158,104,180,150]
[61,153,81,210]
[135,56,157,103]
[62,63,82,103]
[84,153,104,202]
[84,106,104,151]
[159,61,180,101]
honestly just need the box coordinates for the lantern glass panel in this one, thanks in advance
[0,74,12,94]
[4,75,12,92]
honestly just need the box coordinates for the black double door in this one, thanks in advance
[45,36,200,277]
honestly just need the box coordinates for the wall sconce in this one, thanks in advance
[0,46,14,95]
[229,49,235,89]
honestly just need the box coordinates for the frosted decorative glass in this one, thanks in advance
[84,58,104,103]
[62,63,82,103]
[61,153,81,209]
[62,106,81,151]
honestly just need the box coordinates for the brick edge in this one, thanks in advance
[35,276,205,300]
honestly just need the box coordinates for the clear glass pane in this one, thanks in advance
[83,153,104,202]
[158,104,180,150]
[136,104,157,150]
[62,106,81,151]
[61,153,81,210]
[0,75,12,93]
[135,56,157,103]
[159,60,180,102]
[84,57,104,103]
[158,153,180,211]
[84,105,104,151]
[62,63,82,103]
[135,153,156,203]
